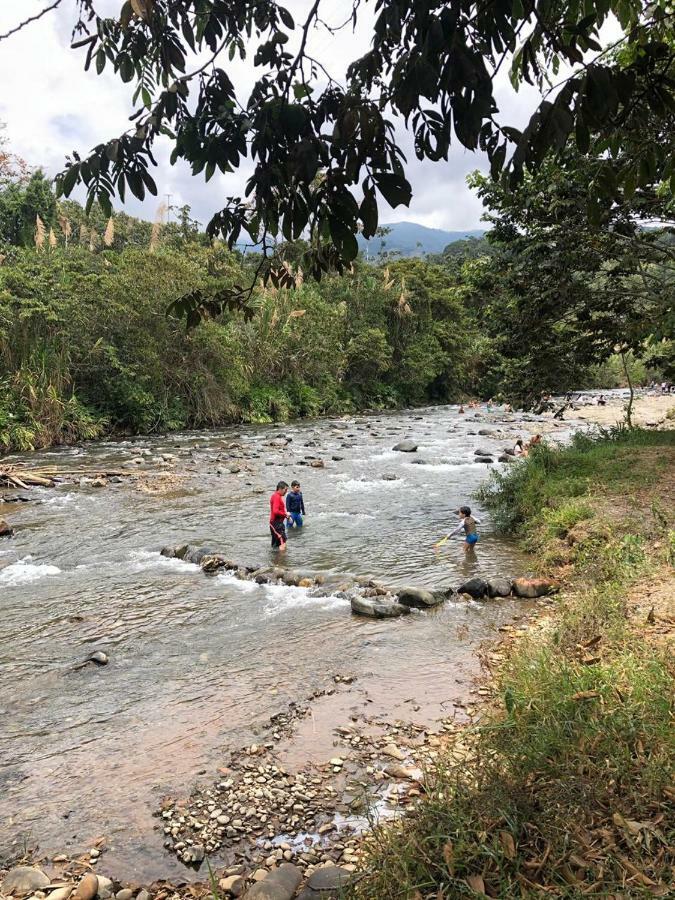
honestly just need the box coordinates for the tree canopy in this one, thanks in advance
[22,0,670,312]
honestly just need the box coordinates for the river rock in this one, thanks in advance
[0,518,13,537]
[457,577,489,599]
[48,887,74,900]
[306,865,353,893]
[498,454,516,463]
[310,459,325,468]
[474,448,493,456]
[392,440,418,452]
[1,867,50,896]
[486,577,512,598]
[200,554,229,574]
[396,586,445,608]
[512,577,557,598]
[183,545,218,564]
[242,863,302,899]
[350,596,411,618]
[219,875,245,897]
[72,874,99,900]
[89,650,109,665]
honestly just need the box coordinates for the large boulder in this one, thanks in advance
[0,518,13,537]
[393,440,418,452]
[242,864,302,899]
[179,545,219,564]
[486,576,512,598]
[396,586,447,608]
[351,595,411,618]
[1,867,50,897]
[512,577,558,598]
[457,577,490,599]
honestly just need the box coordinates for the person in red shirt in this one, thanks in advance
[269,481,291,550]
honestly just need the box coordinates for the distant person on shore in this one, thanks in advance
[458,404,465,414]
[269,481,291,551]
[435,506,481,553]
[597,394,606,406]
[286,480,306,529]
[514,438,527,456]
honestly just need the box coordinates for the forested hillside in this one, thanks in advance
[0,134,672,452]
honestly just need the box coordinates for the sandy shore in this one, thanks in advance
[570,393,674,428]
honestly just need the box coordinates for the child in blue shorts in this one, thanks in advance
[286,480,306,528]
[437,506,480,552]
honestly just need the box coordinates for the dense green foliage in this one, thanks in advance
[0,224,490,450]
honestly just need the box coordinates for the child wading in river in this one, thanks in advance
[286,480,306,528]
[436,506,481,552]
[269,481,291,550]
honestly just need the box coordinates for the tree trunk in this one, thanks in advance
[621,350,634,428]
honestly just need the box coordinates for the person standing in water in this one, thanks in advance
[435,506,481,553]
[286,480,306,528]
[269,481,291,551]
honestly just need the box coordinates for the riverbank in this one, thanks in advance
[1,421,672,900]
[350,427,674,897]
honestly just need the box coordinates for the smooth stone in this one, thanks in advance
[89,651,109,665]
[136,891,150,900]
[307,865,353,892]
[486,577,512,598]
[2,868,50,897]
[382,743,406,760]
[219,875,245,897]
[47,888,74,900]
[456,577,489,599]
[115,891,133,900]
[512,577,557,598]
[72,874,98,900]
[396,586,445,608]
[392,440,418,452]
[243,864,302,899]
[350,596,411,619]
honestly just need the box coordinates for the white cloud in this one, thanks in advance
[0,0,541,231]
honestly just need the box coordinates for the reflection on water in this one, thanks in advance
[0,404,561,878]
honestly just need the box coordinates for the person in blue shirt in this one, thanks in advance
[286,480,306,528]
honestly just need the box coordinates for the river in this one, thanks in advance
[0,404,568,879]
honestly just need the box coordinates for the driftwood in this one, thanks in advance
[0,465,132,489]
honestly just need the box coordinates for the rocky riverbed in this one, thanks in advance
[2,396,657,885]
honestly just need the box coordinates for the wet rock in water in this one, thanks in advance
[72,874,99,900]
[486,577,512,598]
[242,863,302,899]
[350,596,411,618]
[331,455,344,461]
[0,518,14,537]
[184,546,219,565]
[381,473,398,480]
[498,454,516,463]
[200,554,230,574]
[392,440,418,452]
[396,586,446,608]
[1,867,50,896]
[310,459,325,468]
[89,650,109,665]
[409,458,429,465]
[281,570,301,587]
[474,448,493,457]
[512,577,557,598]
[457,577,489,599]
[160,545,178,558]
[476,457,493,464]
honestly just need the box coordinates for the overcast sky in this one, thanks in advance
[0,0,545,232]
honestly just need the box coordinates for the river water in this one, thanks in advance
[0,404,566,879]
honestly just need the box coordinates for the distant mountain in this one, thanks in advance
[358,221,485,258]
